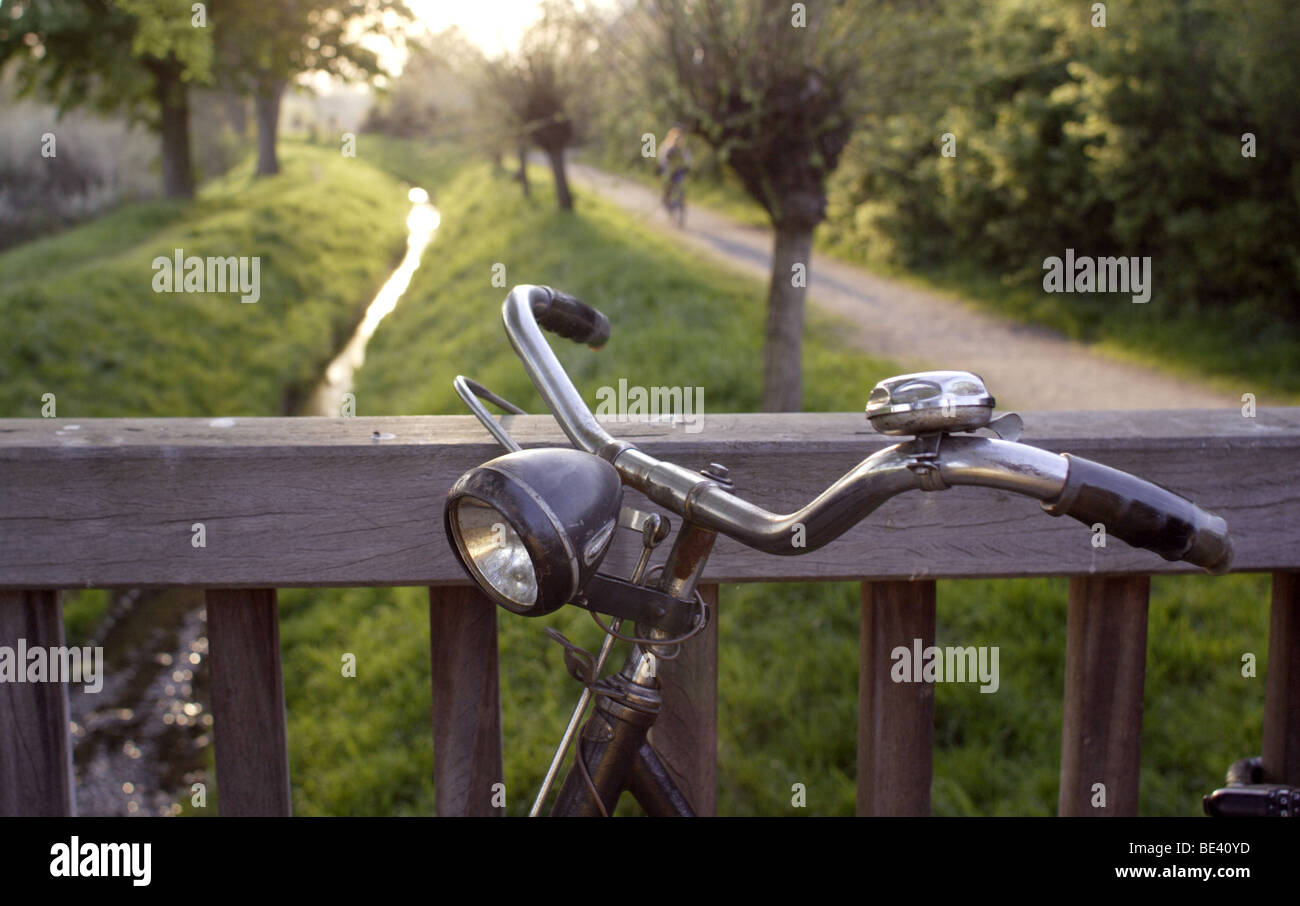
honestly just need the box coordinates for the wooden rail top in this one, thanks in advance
[1,409,1296,588]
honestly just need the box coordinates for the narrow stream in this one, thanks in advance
[69,589,209,816]
[69,188,439,816]
[309,188,440,416]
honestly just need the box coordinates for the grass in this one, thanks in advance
[0,141,415,653]
[267,141,1271,816]
[0,141,413,418]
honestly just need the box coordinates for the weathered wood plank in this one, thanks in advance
[0,590,74,816]
[857,579,935,816]
[206,588,292,816]
[429,586,504,817]
[0,409,1293,587]
[1058,576,1149,816]
[1263,571,1300,785]
[648,583,719,816]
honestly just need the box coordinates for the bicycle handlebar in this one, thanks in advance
[532,287,611,348]
[503,284,1233,574]
[1041,454,1232,573]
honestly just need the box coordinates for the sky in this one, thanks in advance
[326,0,611,95]
[317,0,547,94]
[405,0,548,57]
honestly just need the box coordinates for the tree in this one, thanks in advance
[825,0,1300,326]
[1066,0,1300,314]
[480,1,600,211]
[212,0,412,176]
[0,0,212,198]
[634,0,949,411]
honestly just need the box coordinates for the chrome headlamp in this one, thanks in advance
[444,448,623,616]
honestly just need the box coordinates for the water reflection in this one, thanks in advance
[70,590,210,816]
[312,187,440,415]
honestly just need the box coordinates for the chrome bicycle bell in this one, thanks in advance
[866,371,996,436]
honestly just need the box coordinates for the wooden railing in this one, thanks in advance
[1,409,1297,816]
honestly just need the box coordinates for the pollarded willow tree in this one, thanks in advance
[480,0,602,211]
[634,0,954,411]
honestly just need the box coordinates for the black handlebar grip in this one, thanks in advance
[1041,454,1233,574]
[532,286,611,348]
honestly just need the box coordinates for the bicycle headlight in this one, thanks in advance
[444,448,623,616]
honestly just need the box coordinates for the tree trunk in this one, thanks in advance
[254,80,285,177]
[152,61,194,199]
[762,224,814,412]
[544,145,573,211]
[517,144,530,197]
[222,90,248,140]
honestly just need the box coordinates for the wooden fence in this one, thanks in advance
[1,409,1297,815]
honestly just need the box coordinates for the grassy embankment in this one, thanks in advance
[272,140,1269,817]
[0,142,416,641]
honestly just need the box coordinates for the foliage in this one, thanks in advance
[823,0,1300,325]
[0,0,211,120]
[116,0,213,82]
[629,0,952,229]
[211,0,411,93]
[0,0,217,196]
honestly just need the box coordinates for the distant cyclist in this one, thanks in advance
[657,125,692,225]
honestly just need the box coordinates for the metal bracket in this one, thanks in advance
[618,506,671,544]
[901,411,1025,491]
[572,573,701,637]
[983,412,1024,442]
[906,433,949,491]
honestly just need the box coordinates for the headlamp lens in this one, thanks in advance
[453,498,538,607]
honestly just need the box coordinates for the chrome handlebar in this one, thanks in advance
[501,284,1232,572]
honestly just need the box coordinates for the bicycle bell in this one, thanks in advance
[866,371,996,436]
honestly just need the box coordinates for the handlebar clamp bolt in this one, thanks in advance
[700,462,733,490]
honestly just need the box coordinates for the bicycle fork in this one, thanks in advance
[548,501,724,817]
[551,650,694,816]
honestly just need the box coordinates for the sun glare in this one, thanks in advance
[405,0,546,57]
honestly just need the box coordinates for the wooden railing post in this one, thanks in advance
[649,583,719,816]
[429,586,504,816]
[1263,571,1300,785]
[858,579,936,816]
[0,589,74,816]
[206,588,292,816]
[1058,575,1150,816]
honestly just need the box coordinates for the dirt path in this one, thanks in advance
[568,162,1235,412]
